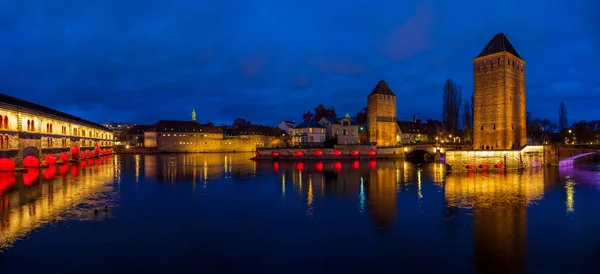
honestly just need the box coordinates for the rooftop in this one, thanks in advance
[296,120,326,129]
[476,32,521,59]
[150,120,223,133]
[0,92,110,132]
[368,80,396,96]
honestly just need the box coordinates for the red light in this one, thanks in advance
[272,162,279,171]
[59,164,69,177]
[44,165,57,180]
[482,171,488,177]
[468,172,475,177]
[87,151,93,157]
[59,153,69,162]
[494,163,503,168]
[368,150,377,156]
[255,151,259,156]
[294,151,304,157]
[334,161,342,172]
[351,150,360,156]
[44,154,57,165]
[71,146,79,158]
[465,164,475,169]
[479,164,488,169]
[72,165,79,177]
[352,160,360,170]
[23,168,39,185]
[314,150,323,156]
[23,156,39,168]
[295,162,304,171]
[95,146,100,155]
[315,162,323,172]
[80,152,86,159]
[271,151,279,157]
[369,160,377,170]
[333,150,342,156]
[0,172,16,194]
[497,171,503,175]
[0,158,16,171]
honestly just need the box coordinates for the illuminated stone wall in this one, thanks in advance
[144,132,282,153]
[473,52,526,149]
[445,145,554,171]
[367,94,397,147]
[0,102,114,164]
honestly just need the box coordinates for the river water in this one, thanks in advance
[1,153,600,274]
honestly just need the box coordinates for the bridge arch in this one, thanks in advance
[406,148,435,162]
[23,146,40,158]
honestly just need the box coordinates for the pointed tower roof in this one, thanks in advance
[344,113,351,119]
[368,80,395,96]
[476,33,521,59]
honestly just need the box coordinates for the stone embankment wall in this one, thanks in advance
[445,145,557,172]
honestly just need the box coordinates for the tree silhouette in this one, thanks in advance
[355,107,367,125]
[558,102,568,130]
[462,96,473,142]
[442,78,462,135]
[302,111,314,121]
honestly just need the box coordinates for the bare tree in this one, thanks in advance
[558,102,568,130]
[442,78,462,135]
[462,95,473,142]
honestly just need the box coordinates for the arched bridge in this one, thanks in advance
[0,93,114,169]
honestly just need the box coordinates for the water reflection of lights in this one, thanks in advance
[281,173,286,197]
[307,175,314,217]
[565,176,575,213]
[0,158,116,251]
[445,170,545,209]
[359,177,366,213]
[134,154,140,183]
[417,169,423,199]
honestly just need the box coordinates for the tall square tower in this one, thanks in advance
[473,33,526,150]
[367,80,397,147]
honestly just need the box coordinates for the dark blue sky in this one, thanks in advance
[0,0,598,126]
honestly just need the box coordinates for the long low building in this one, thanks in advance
[0,93,114,168]
[142,120,284,152]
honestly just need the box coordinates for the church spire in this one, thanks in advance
[191,109,196,121]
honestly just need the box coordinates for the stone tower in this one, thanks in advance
[367,80,397,147]
[191,108,196,121]
[473,33,526,150]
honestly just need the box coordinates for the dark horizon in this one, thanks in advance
[0,0,598,126]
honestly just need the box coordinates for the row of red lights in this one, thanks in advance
[465,163,503,170]
[273,160,378,172]
[270,150,377,157]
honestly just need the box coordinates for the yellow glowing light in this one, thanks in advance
[403,147,408,152]
[565,179,575,213]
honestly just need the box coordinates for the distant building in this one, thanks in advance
[318,114,359,145]
[397,121,427,144]
[143,120,282,152]
[125,125,153,147]
[293,120,326,145]
[102,122,137,145]
[278,120,296,135]
[367,80,398,147]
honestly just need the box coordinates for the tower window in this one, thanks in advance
[512,125,514,130]
[497,57,501,64]
[493,125,496,130]
[483,60,487,67]
[481,126,484,130]
[507,59,510,66]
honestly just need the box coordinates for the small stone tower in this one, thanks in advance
[473,33,526,150]
[367,80,397,147]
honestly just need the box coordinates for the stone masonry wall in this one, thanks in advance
[473,52,526,149]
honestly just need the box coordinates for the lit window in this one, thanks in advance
[309,128,313,133]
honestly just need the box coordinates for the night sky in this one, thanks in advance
[0,0,598,126]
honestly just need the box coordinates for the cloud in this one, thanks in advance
[307,57,367,75]
[380,1,435,60]
[238,55,269,77]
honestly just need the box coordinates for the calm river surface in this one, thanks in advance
[1,153,600,273]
